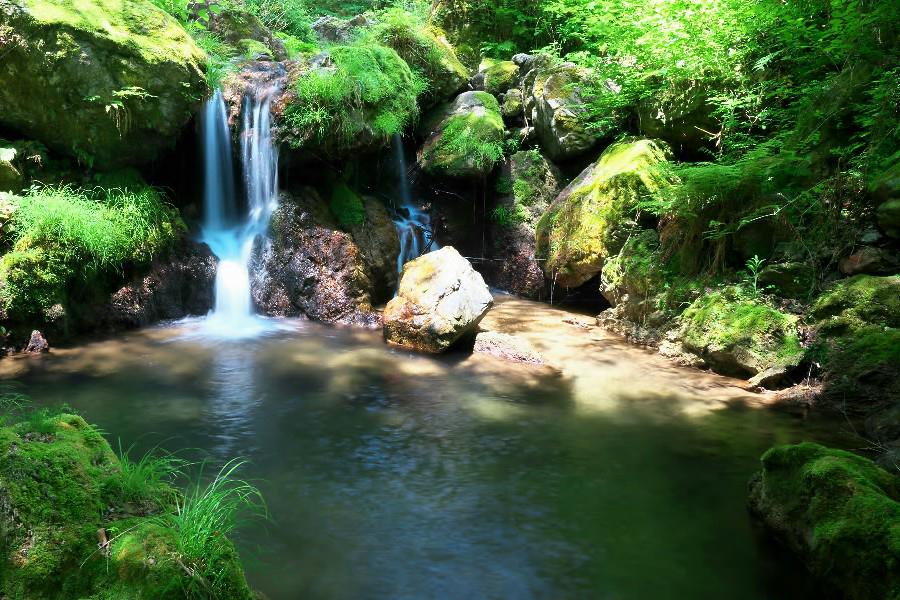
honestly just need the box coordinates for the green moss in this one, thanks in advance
[479,58,519,95]
[237,38,271,59]
[601,230,664,302]
[330,182,366,228]
[679,286,802,376]
[0,184,182,325]
[283,43,423,154]
[421,92,505,178]
[0,412,254,599]
[535,139,673,288]
[750,443,900,600]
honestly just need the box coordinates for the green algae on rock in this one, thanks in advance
[535,139,673,289]
[0,0,207,169]
[418,91,505,178]
[679,287,802,378]
[476,58,519,96]
[749,443,900,600]
[0,413,255,599]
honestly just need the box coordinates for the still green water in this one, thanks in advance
[3,298,846,599]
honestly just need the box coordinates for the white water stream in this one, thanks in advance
[391,134,438,277]
[200,87,280,337]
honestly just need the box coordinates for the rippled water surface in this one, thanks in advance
[2,297,847,599]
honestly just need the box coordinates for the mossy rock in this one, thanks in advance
[476,58,519,96]
[600,229,665,320]
[0,413,254,599]
[530,63,596,160]
[757,262,816,299]
[208,6,287,60]
[809,275,900,410]
[281,43,422,158]
[418,91,505,178]
[877,199,900,239]
[678,286,802,378]
[535,139,673,288]
[330,182,366,228]
[0,0,207,169]
[749,443,900,600]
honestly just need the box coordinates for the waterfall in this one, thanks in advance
[391,134,438,277]
[200,86,280,337]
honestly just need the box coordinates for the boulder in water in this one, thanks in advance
[0,0,207,169]
[383,247,494,353]
[749,443,900,600]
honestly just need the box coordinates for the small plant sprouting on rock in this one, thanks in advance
[745,254,765,295]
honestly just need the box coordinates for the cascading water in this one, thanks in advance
[391,134,438,276]
[200,86,280,337]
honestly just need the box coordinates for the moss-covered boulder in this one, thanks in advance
[488,150,563,298]
[0,0,207,169]
[637,83,718,154]
[679,287,803,379]
[535,139,672,288]
[371,11,468,108]
[757,262,816,299]
[809,275,900,410]
[280,44,421,158]
[347,194,402,302]
[208,5,287,60]
[384,246,494,353]
[749,443,900,600]
[529,63,596,160]
[0,413,254,599]
[418,91,505,178]
[877,199,900,239]
[474,58,519,96]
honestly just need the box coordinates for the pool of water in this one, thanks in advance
[1,297,847,599]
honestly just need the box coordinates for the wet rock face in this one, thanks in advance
[250,189,379,327]
[0,0,207,169]
[749,443,900,600]
[102,238,217,329]
[487,150,563,299]
[383,246,494,353]
[348,196,401,304]
[529,63,596,161]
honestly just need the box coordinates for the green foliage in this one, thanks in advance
[154,460,266,597]
[110,442,187,508]
[0,184,182,323]
[330,182,366,227]
[283,43,423,151]
[186,23,237,89]
[745,255,765,295]
[437,110,505,173]
[241,0,315,40]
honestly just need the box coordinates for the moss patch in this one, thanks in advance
[749,443,900,600]
[679,286,802,377]
[330,182,366,228]
[479,58,519,95]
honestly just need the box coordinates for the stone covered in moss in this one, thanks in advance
[529,63,596,160]
[600,229,666,320]
[809,275,900,410]
[0,413,254,599]
[281,43,422,158]
[535,139,673,288]
[476,58,519,96]
[757,262,816,299]
[0,0,207,169]
[208,5,287,60]
[418,91,505,178]
[679,287,802,378]
[749,443,900,600]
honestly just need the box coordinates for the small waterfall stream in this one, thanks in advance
[391,134,438,276]
[200,86,280,337]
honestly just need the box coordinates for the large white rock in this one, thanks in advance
[383,247,494,353]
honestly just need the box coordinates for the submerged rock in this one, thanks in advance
[384,246,493,353]
[535,139,673,289]
[749,443,900,600]
[0,0,207,169]
[418,91,505,178]
[678,287,803,379]
[473,330,546,365]
[250,189,378,326]
[0,413,255,598]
